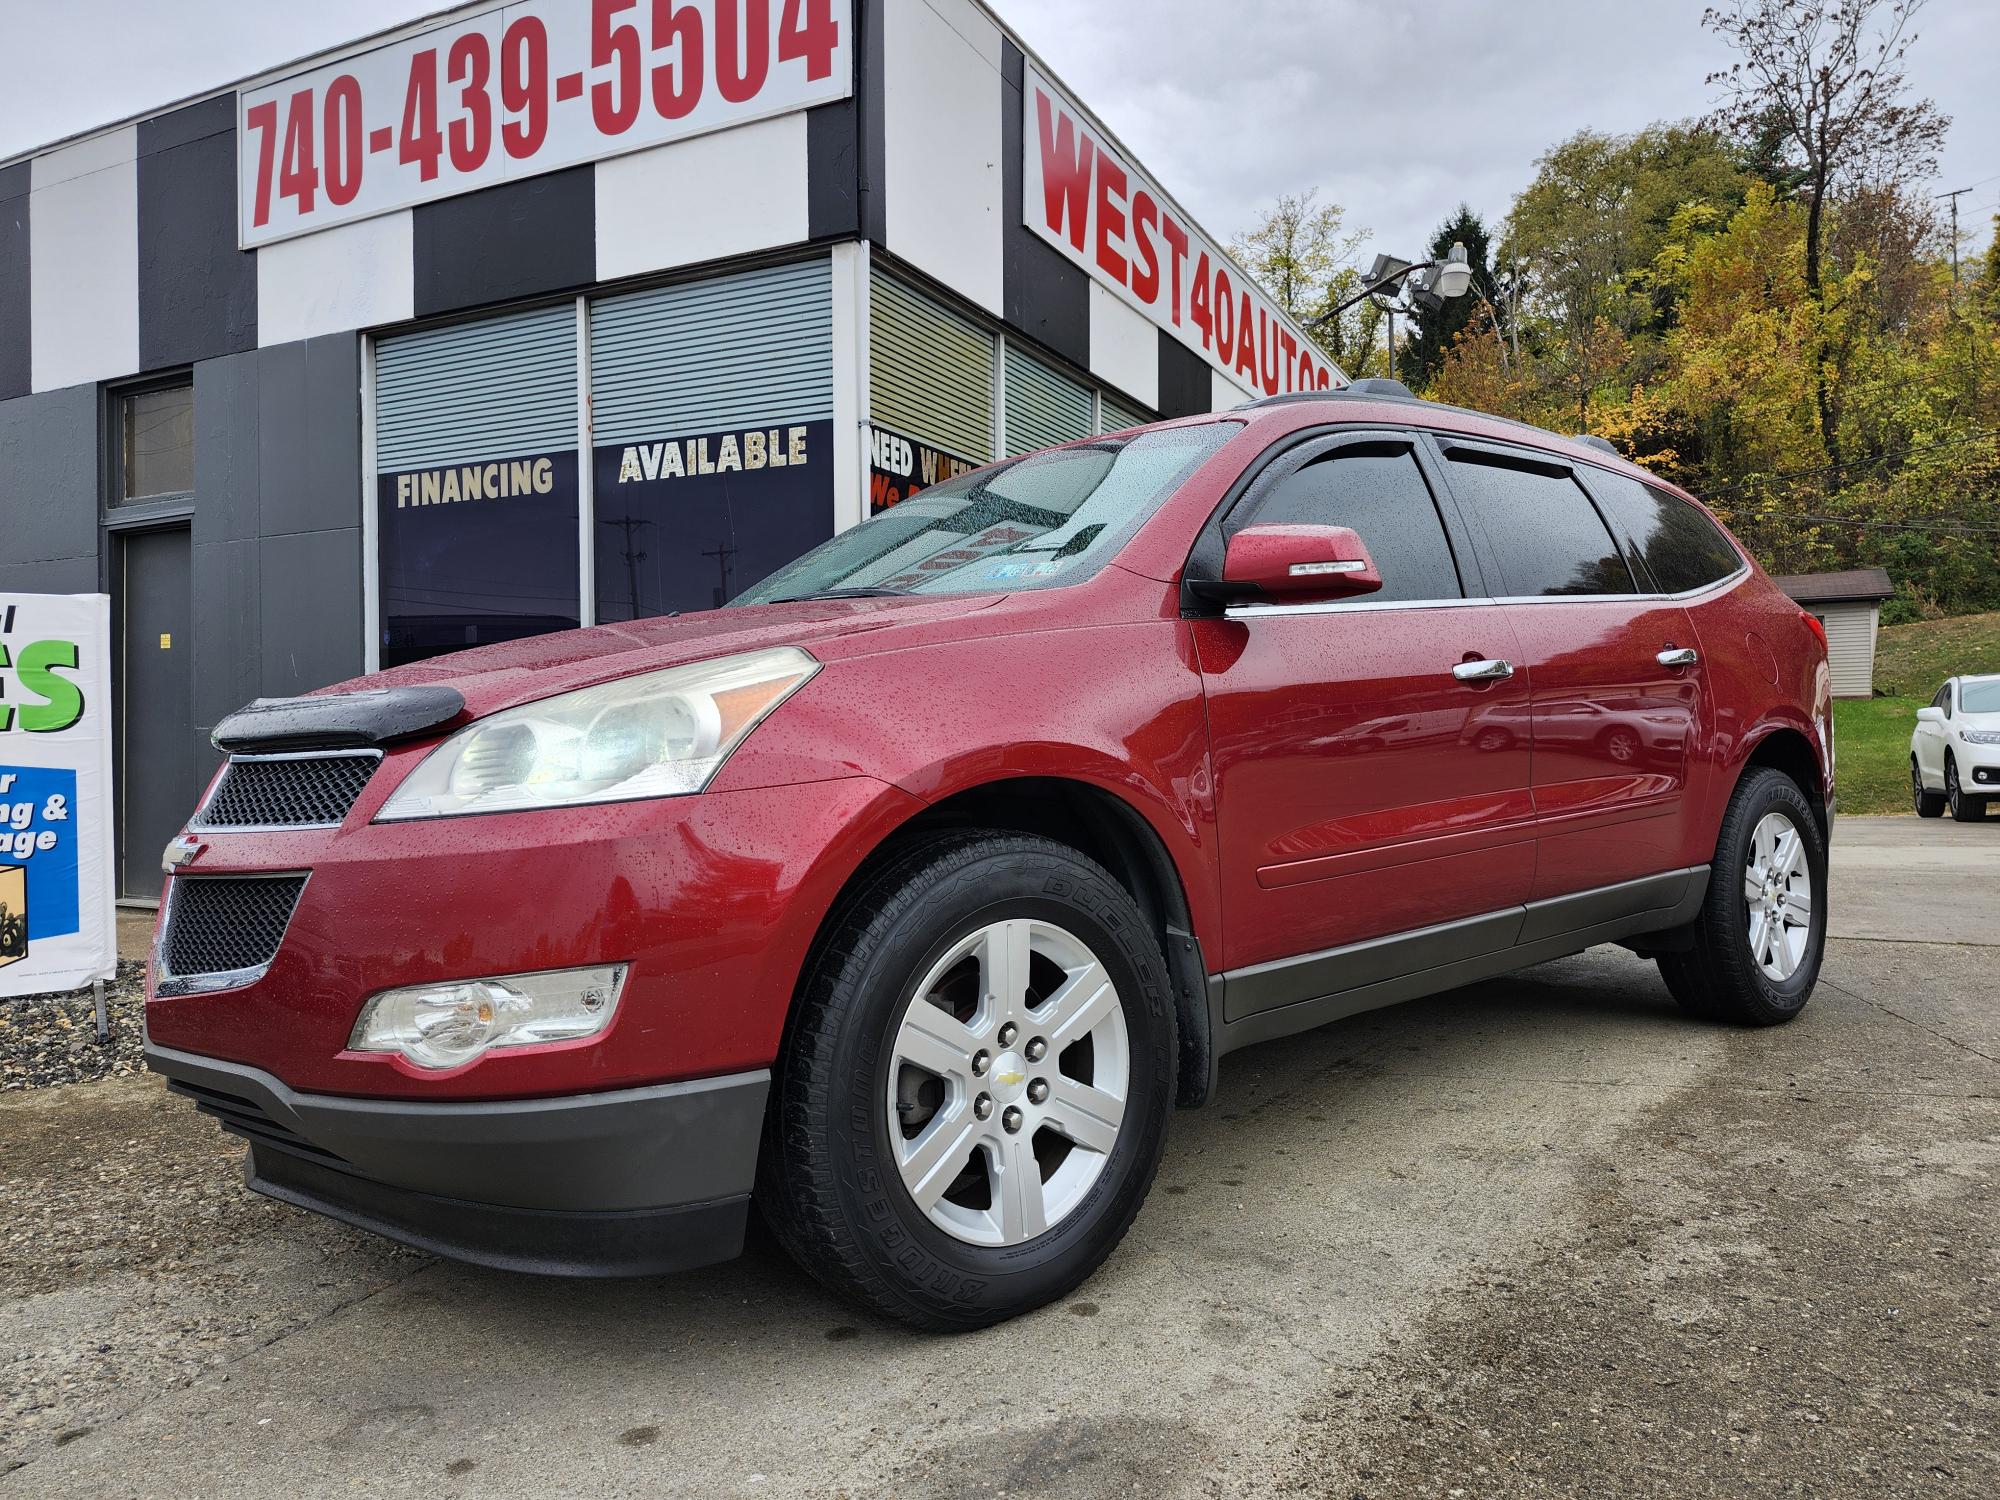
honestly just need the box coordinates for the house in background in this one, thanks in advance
[1771,567,1895,698]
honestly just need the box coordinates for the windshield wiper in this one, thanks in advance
[766,586,916,604]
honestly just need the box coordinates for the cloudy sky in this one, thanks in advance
[3,0,1995,265]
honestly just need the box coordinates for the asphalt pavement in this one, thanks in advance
[3,815,1994,1498]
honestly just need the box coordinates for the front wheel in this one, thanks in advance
[1658,767,1826,1026]
[1947,755,1986,822]
[759,833,1176,1330]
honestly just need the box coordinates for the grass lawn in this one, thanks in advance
[1833,696,1921,816]
[1829,610,2000,816]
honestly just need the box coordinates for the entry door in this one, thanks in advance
[118,528,195,901]
[1194,433,1537,1012]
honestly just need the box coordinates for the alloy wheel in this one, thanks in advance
[1742,810,1812,981]
[885,918,1131,1247]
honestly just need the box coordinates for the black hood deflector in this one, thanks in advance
[212,687,467,753]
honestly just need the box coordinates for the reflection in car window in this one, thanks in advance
[1962,680,2000,713]
[1444,453,1635,597]
[1240,445,1464,604]
[735,424,1235,603]
[1586,470,1744,593]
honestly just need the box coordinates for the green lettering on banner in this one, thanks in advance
[16,640,85,733]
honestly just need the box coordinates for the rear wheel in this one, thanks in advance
[759,833,1176,1330]
[1913,758,1946,818]
[1657,767,1825,1026]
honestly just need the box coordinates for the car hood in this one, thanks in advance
[320,595,1010,720]
[1956,710,2000,733]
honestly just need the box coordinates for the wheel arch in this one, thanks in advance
[798,773,1221,1109]
[1739,722,1830,840]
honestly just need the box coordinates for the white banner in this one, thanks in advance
[1020,65,1336,401]
[0,595,116,998]
[239,0,853,247]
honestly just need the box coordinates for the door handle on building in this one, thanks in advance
[1657,647,1700,668]
[1453,658,1514,683]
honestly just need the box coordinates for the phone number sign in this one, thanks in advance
[237,0,851,248]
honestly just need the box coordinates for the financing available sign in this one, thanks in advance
[0,595,116,998]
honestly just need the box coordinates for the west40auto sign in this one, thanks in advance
[237,0,852,248]
[1021,66,1336,400]
[0,596,115,999]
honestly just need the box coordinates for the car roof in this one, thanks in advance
[1229,386,1678,495]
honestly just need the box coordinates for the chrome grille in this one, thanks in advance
[160,875,306,984]
[192,752,380,830]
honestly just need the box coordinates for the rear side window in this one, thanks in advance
[1238,443,1463,604]
[1586,470,1744,593]
[1443,451,1635,597]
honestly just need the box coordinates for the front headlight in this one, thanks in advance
[376,647,817,820]
[1963,728,2000,746]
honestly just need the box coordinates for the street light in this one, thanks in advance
[1306,241,1472,384]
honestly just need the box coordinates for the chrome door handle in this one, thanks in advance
[1657,647,1699,668]
[1453,658,1514,683]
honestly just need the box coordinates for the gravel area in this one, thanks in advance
[0,961,148,1092]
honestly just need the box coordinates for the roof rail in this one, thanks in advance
[1235,378,1424,412]
[1573,433,1620,457]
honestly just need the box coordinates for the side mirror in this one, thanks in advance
[1218,523,1383,603]
[1915,706,1945,724]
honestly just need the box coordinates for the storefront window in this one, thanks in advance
[590,261,835,621]
[373,306,580,668]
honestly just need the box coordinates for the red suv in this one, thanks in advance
[146,388,1833,1330]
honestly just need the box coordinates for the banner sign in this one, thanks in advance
[595,418,834,617]
[868,425,981,514]
[0,595,115,998]
[1021,65,1338,401]
[377,449,582,668]
[238,0,854,247]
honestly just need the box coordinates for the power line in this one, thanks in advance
[1698,428,1998,499]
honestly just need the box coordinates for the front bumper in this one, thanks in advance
[146,1042,768,1276]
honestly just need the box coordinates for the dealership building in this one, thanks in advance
[0,0,1334,901]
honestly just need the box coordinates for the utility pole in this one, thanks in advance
[602,515,650,618]
[1937,186,1974,305]
[702,541,736,610]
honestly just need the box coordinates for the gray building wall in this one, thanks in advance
[0,383,100,594]
[189,334,365,750]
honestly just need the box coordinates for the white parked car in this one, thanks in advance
[1912,673,2000,821]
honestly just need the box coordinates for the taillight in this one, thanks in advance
[1801,610,1828,651]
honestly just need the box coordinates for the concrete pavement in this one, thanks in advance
[3,814,1993,1497]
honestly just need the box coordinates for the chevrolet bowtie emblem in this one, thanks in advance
[995,1069,1025,1087]
[163,835,206,872]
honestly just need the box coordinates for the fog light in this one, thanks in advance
[349,965,627,1070]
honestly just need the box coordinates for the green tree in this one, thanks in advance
[1229,189,1378,374]
[1399,206,1499,392]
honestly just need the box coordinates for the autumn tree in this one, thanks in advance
[1229,189,1378,374]
[1703,0,1950,468]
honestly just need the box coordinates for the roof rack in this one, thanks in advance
[1235,377,1423,412]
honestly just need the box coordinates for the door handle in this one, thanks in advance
[1453,658,1514,683]
[1657,647,1699,668]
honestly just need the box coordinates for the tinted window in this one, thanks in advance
[1239,445,1463,603]
[1445,452,1634,597]
[1963,680,2000,713]
[1587,470,1743,592]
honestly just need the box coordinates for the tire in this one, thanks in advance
[1656,767,1826,1027]
[1946,754,1986,822]
[759,832,1177,1331]
[1913,758,1946,818]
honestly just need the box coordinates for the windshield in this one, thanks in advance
[1962,680,2000,714]
[734,423,1236,605]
